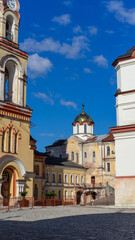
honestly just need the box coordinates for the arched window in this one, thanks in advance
[65,174,68,183]
[76,153,79,163]
[77,124,79,134]
[8,128,11,152]
[84,123,87,134]
[91,176,95,187]
[70,175,73,184]
[52,173,56,183]
[14,133,18,153]
[71,151,74,160]
[4,67,9,101]
[93,151,96,162]
[107,146,110,156]
[6,15,14,41]
[81,176,84,185]
[76,175,78,184]
[2,131,5,152]
[35,165,39,176]
[65,190,68,199]
[71,191,73,199]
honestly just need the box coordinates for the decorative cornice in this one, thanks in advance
[0,101,33,122]
[0,38,28,60]
[110,125,135,134]
[115,89,135,97]
[72,121,95,126]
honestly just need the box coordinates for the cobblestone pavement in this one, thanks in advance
[0,206,135,240]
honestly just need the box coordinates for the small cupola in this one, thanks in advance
[72,105,94,140]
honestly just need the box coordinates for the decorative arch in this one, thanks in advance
[0,155,26,177]
[1,55,24,77]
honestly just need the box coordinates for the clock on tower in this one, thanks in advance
[7,0,17,11]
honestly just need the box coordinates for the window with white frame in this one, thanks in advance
[84,123,87,133]
[77,124,79,134]
[76,153,79,163]
[76,175,79,184]
[52,173,56,183]
[107,146,110,156]
[81,176,84,185]
[65,174,68,183]
[46,172,49,182]
[71,151,74,160]
[2,131,5,152]
[93,151,96,162]
[70,175,73,184]
[71,191,73,199]
[107,162,111,172]
[65,190,68,199]
[59,190,62,199]
[58,173,62,183]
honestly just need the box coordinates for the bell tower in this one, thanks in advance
[0,0,28,107]
[0,0,34,201]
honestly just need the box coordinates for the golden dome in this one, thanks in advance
[73,105,94,125]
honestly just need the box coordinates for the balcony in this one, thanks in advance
[84,183,106,189]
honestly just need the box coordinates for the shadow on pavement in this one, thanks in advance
[0,212,135,240]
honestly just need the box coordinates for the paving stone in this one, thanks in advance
[0,206,135,239]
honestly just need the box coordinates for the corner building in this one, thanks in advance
[0,0,34,205]
[111,46,135,207]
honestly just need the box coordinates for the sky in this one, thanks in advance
[18,0,135,151]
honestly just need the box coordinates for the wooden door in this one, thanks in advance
[2,182,9,206]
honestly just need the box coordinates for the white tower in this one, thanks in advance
[72,105,94,140]
[111,46,135,207]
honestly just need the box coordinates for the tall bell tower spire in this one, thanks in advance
[0,0,28,107]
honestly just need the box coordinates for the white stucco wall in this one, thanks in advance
[116,59,135,92]
[116,92,135,126]
[114,131,135,177]
[73,123,93,135]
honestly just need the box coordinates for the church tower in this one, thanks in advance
[0,0,34,206]
[72,105,94,140]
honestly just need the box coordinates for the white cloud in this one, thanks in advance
[73,25,82,34]
[33,92,54,105]
[84,68,92,74]
[20,36,90,60]
[63,1,72,6]
[40,133,55,137]
[105,30,114,34]
[93,55,108,68]
[28,54,53,79]
[106,1,135,25]
[60,99,77,110]
[52,14,71,26]
[88,26,98,35]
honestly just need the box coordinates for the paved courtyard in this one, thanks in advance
[0,206,135,240]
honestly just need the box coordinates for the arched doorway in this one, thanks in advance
[1,167,17,206]
[77,191,82,205]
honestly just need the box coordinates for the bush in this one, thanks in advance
[44,191,56,197]
[20,191,28,198]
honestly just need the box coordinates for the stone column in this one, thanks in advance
[19,78,24,106]
[0,179,3,198]
[0,71,5,101]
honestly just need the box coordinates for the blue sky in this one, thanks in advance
[19,0,135,151]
